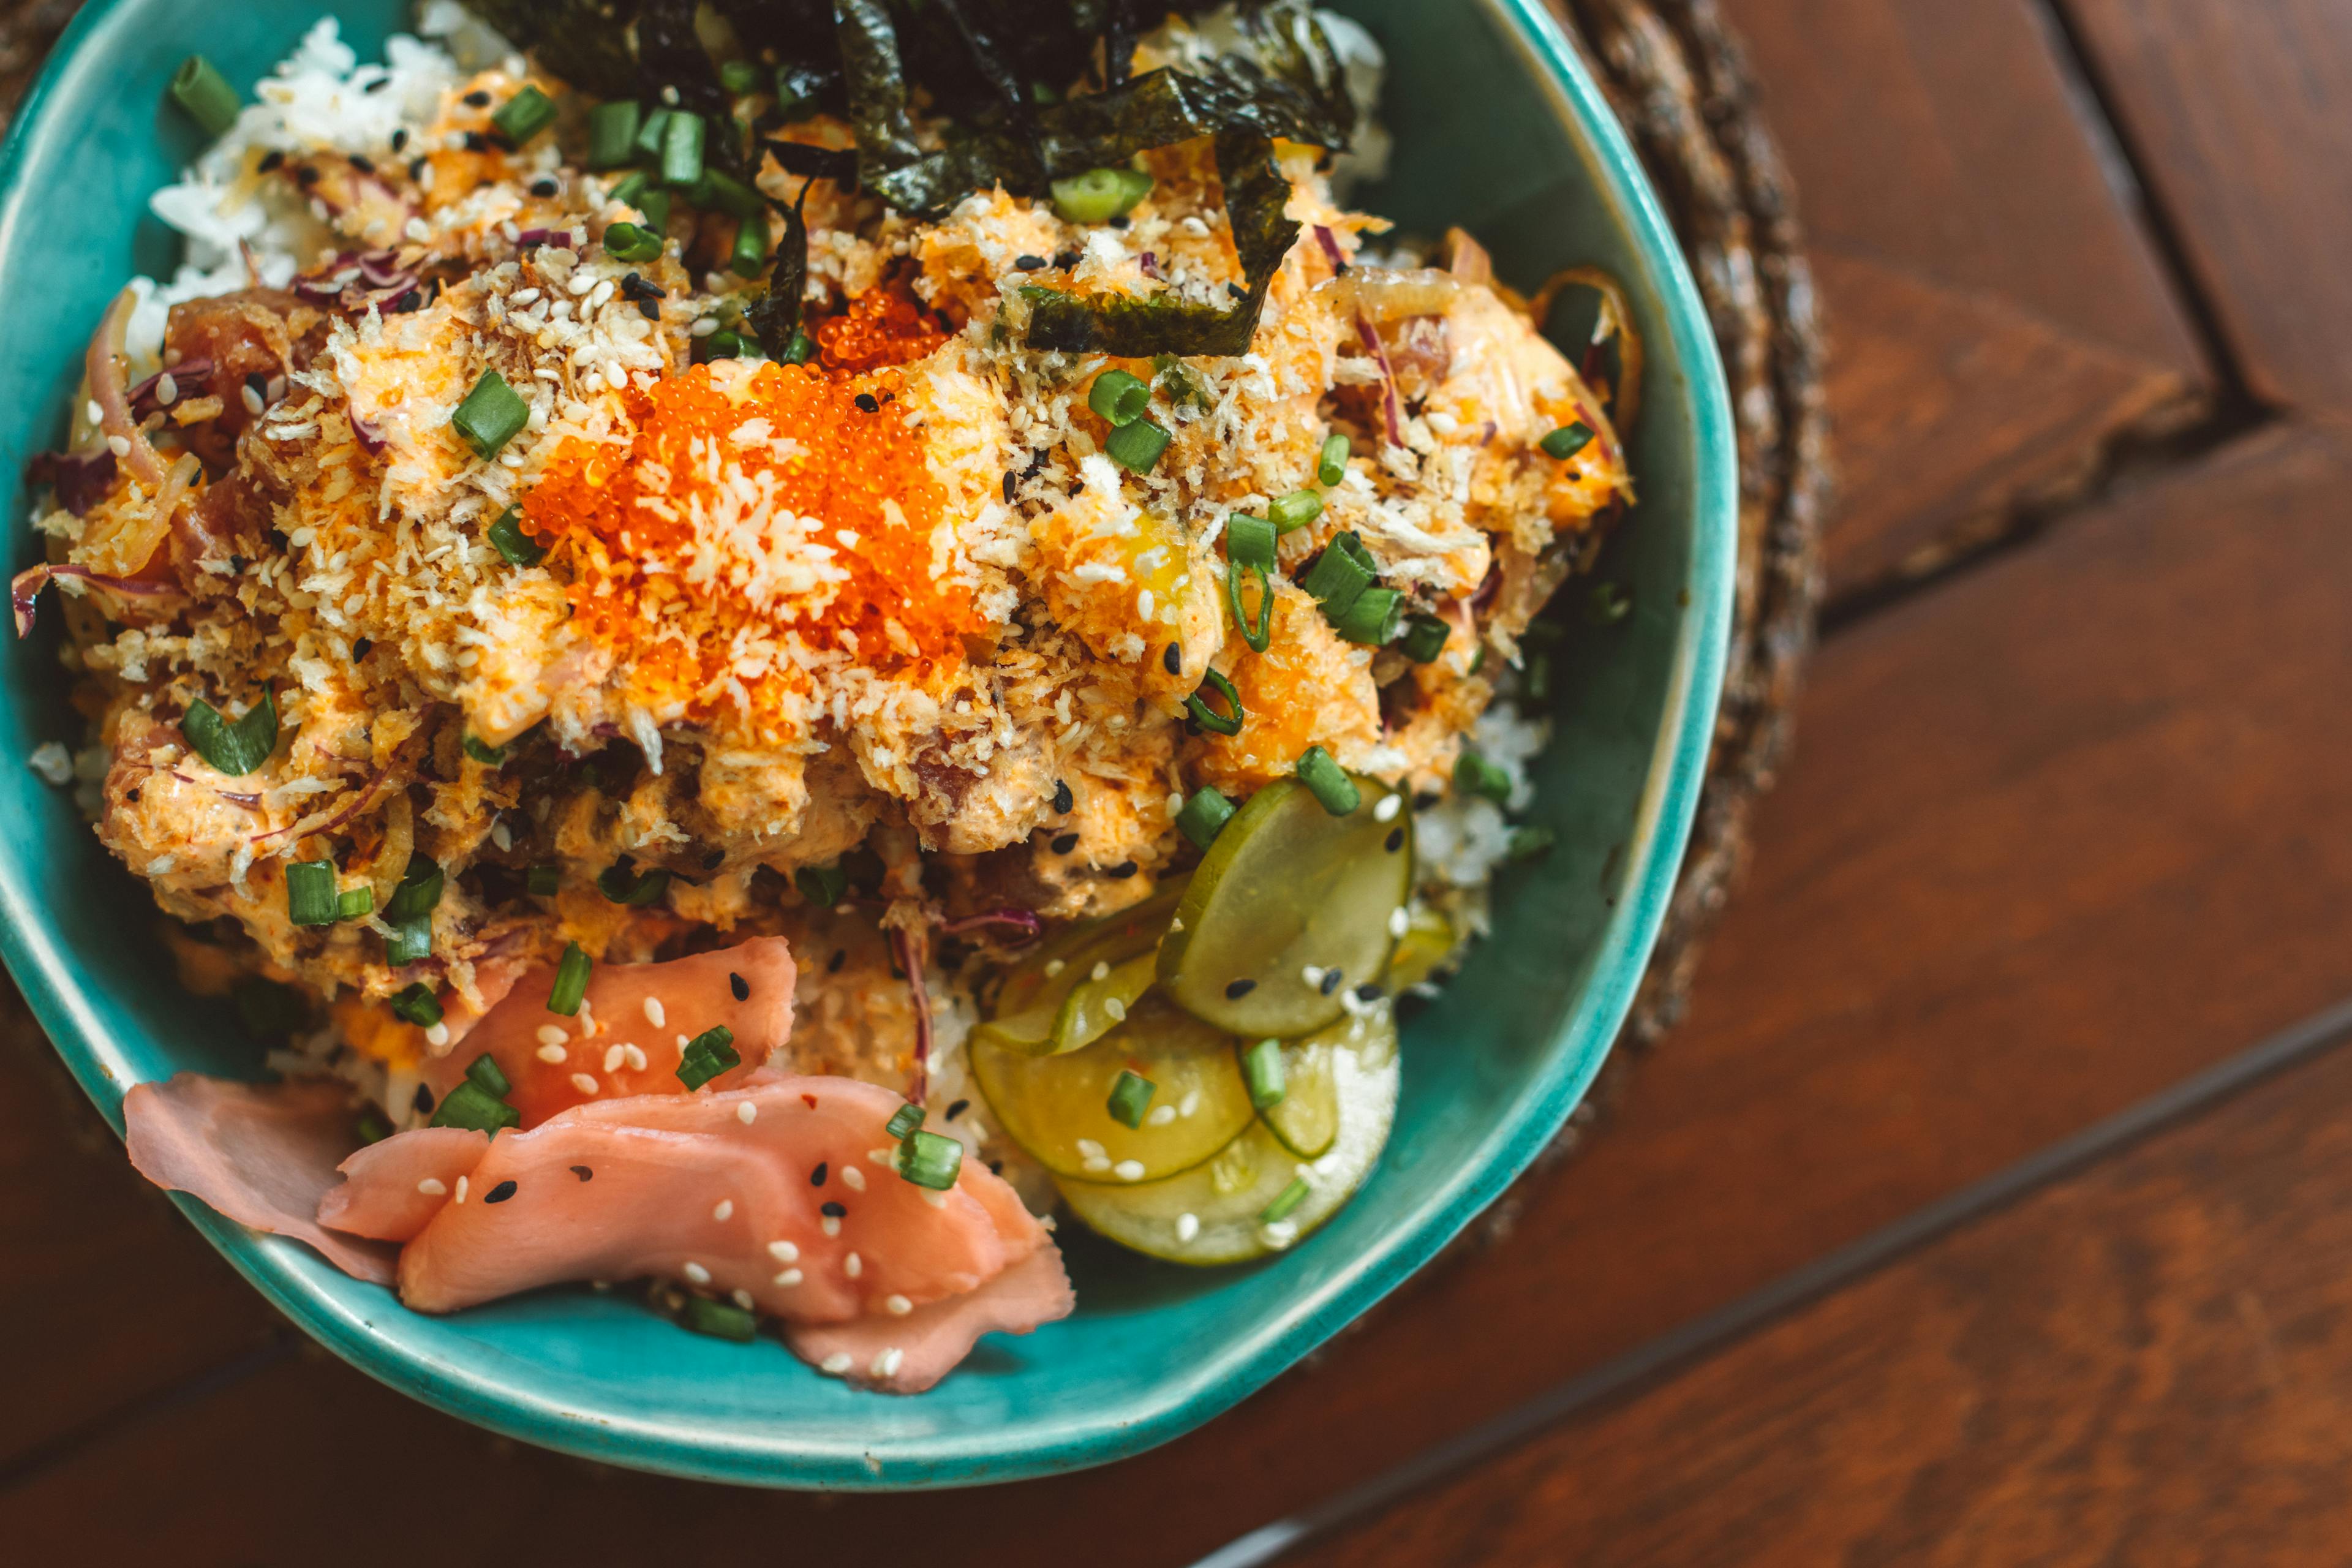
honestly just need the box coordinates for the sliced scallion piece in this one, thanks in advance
[1185,668,1245,737]
[586,100,642,169]
[633,107,672,162]
[794,862,848,908]
[676,1025,741,1090]
[702,166,766,219]
[682,1294,756,1341]
[1588,581,1633,625]
[526,863,560,897]
[336,886,375,920]
[385,914,432,965]
[606,170,670,232]
[1300,531,1374,616]
[1225,514,1276,570]
[1268,489,1323,533]
[388,982,443,1027]
[1224,559,1274,654]
[462,734,507,766]
[1540,421,1595,460]
[1317,432,1351,488]
[546,941,592,1015]
[285,859,339,927]
[169,56,241,139]
[781,329,816,366]
[181,690,277,776]
[465,1053,513,1098]
[717,58,766,95]
[1176,786,1235,850]
[1399,613,1450,664]
[884,1103,924,1141]
[1242,1037,1286,1109]
[728,209,769,278]
[1507,825,1557,862]
[382,854,443,922]
[1050,165,1153,225]
[431,1079,519,1133]
[1329,585,1401,646]
[491,85,556,145]
[451,371,527,460]
[1295,746,1360,815]
[1105,416,1170,474]
[1261,1175,1311,1223]
[486,505,543,567]
[602,220,662,264]
[1453,752,1513,804]
[597,861,670,907]
[1088,368,1152,426]
[1106,1069,1156,1129]
[659,110,705,187]
[897,1129,964,1190]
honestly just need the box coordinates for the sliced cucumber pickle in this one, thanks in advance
[1158,778,1412,1038]
[976,889,1178,1055]
[1052,948,1158,1056]
[1255,1022,1343,1159]
[971,993,1254,1180]
[1058,1003,1400,1265]
[1385,905,1460,991]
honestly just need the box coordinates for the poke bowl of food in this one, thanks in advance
[0,0,1733,1486]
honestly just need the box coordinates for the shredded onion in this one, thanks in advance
[937,907,1044,942]
[87,287,164,490]
[890,923,935,1106]
[1354,312,1406,448]
[1529,265,1645,433]
[9,563,181,638]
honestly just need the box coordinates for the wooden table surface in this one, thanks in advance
[7,2,2351,1562]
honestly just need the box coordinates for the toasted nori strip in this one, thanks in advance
[742,185,813,356]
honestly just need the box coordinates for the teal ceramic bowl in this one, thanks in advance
[0,0,1732,1488]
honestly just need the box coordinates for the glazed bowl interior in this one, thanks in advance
[0,0,1733,1487]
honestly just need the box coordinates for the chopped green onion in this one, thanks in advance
[1540,422,1595,461]
[1261,1175,1310,1223]
[586,100,642,169]
[1469,643,1488,676]
[1050,165,1153,225]
[1106,1070,1156,1129]
[633,107,672,162]
[462,734,507,766]
[1330,585,1401,646]
[451,371,527,460]
[1224,559,1274,654]
[794,862,848,907]
[526,863,560,897]
[286,859,339,926]
[659,110,705,187]
[465,1053,513,1098]
[491,85,556,145]
[728,209,770,278]
[1106,417,1170,474]
[1454,752,1513,804]
[385,914,432,965]
[547,941,592,1016]
[597,861,671,907]
[389,982,443,1028]
[1587,581,1633,625]
[897,1129,964,1190]
[486,505,543,567]
[1295,746,1360,815]
[1507,825,1557,862]
[431,1079,519,1133]
[695,329,745,363]
[603,220,663,263]
[1242,1038,1286,1109]
[1268,489,1324,533]
[1317,432,1351,488]
[703,167,766,219]
[682,1294,757,1341]
[383,854,444,922]
[181,690,277,776]
[606,170,670,232]
[336,886,375,920]
[1400,613,1451,664]
[1088,368,1152,427]
[168,56,241,139]
[676,1025,741,1091]
[1176,786,1235,850]
[1186,668,1245,736]
[1226,514,1277,570]
[781,329,816,365]
[884,1103,924,1141]
[1300,531,1375,616]
[717,58,766,95]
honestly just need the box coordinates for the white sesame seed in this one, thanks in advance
[155,372,178,407]
[106,434,130,458]
[1076,1138,1106,1159]
[1180,1090,1201,1117]
[536,1043,567,1063]
[603,1044,626,1072]
[454,1175,469,1204]
[1104,997,1127,1022]
[426,1023,450,1048]
[1146,1104,1176,1126]
[1115,1159,1146,1182]
[767,1240,800,1263]
[1302,964,1325,987]
[690,317,719,337]
[1374,793,1403,823]
[418,1177,447,1196]
[510,287,541,306]
[774,1268,804,1287]
[571,1072,600,1095]
[841,1164,866,1191]
[83,399,100,425]
[821,1215,842,1237]
[683,1261,711,1284]
[886,1294,913,1316]
[844,1251,865,1278]
[1044,959,1066,977]
[567,271,597,295]
[537,1024,568,1047]
[1262,1219,1298,1248]
[731,1289,754,1310]
[643,997,665,1027]
[1176,1212,1200,1242]
[1389,907,1410,938]
[1137,589,1155,620]
[712,1199,734,1222]
[1090,960,1110,981]
[821,1353,853,1374]
[240,383,266,416]
[624,1044,647,1071]
[1082,1155,1111,1174]
[737,1101,758,1125]
[872,1347,903,1378]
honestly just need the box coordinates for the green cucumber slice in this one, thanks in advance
[1157,778,1411,1038]
[1051,948,1158,1056]
[975,889,1178,1054]
[1058,1003,1400,1264]
[1255,1022,1343,1159]
[972,993,1254,1181]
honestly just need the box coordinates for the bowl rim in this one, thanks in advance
[0,0,1736,1489]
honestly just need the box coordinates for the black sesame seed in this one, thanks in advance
[1053,249,1082,269]
[1320,968,1344,996]
[821,1200,847,1218]
[464,89,491,107]
[1109,214,1131,230]
[854,393,880,413]
[810,1162,829,1186]
[1014,254,1047,271]
[125,788,141,803]
[1385,827,1406,852]
[1053,778,1074,814]
[1163,643,1182,675]
[571,1164,593,1181]
[408,156,429,181]
[946,1098,970,1121]
[827,949,846,974]
[348,153,376,174]
[1414,791,1441,810]
[1052,833,1079,855]
[484,1179,518,1204]
[1109,860,1139,879]
[244,371,268,399]
[352,636,373,660]
[462,130,488,153]
[1227,282,1250,300]
[257,150,285,173]
[413,1084,435,1114]
[1355,983,1385,1001]
[230,554,249,575]
[1225,978,1257,1000]
[636,298,662,321]
[1003,470,1018,503]
[729,970,750,1000]
[530,177,560,197]
[294,165,320,187]
[987,1159,1003,1175]
[390,129,409,153]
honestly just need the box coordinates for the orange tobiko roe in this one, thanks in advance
[521,341,978,724]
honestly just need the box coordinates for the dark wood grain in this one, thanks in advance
[8,412,2351,1561]
[2061,0,2352,417]
[1715,0,2209,595]
[1287,984,2352,1567]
